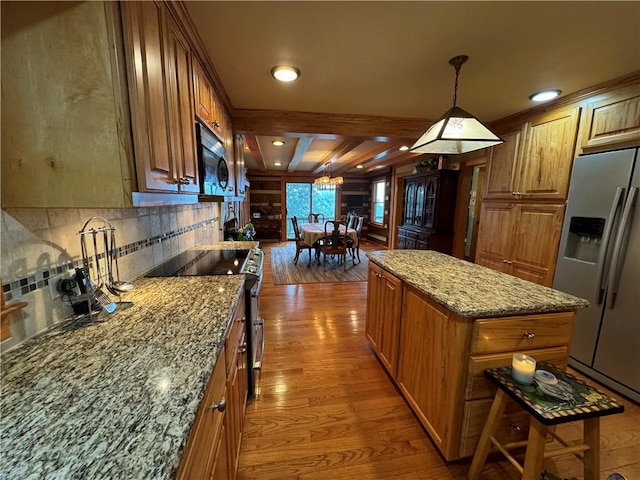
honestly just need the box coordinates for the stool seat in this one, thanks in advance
[468,364,624,480]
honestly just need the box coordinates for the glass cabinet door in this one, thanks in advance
[424,180,437,228]
[405,184,415,224]
[414,183,425,225]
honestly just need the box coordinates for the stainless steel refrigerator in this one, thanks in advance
[554,148,639,403]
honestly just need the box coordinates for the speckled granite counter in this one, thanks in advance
[0,274,245,479]
[366,250,588,317]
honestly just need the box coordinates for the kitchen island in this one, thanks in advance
[365,250,588,461]
[0,274,245,479]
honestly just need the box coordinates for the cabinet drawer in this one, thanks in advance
[465,347,568,400]
[225,299,246,375]
[459,398,530,458]
[470,312,574,355]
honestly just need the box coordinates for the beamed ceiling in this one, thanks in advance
[183,1,640,177]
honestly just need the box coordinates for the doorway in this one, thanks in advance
[284,182,337,239]
[464,165,486,261]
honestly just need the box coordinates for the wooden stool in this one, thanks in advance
[468,365,624,480]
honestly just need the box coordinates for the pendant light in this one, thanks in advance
[410,55,503,155]
[314,162,343,191]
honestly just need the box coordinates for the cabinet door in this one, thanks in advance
[424,178,437,228]
[121,1,177,193]
[474,202,515,270]
[405,183,416,225]
[164,14,199,193]
[577,83,640,153]
[365,264,382,350]
[510,203,565,286]
[192,58,213,126]
[234,134,248,197]
[519,107,580,200]
[414,181,425,225]
[176,347,227,479]
[377,270,403,378]
[397,287,471,460]
[484,130,522,200]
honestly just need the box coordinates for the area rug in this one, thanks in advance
[270,244,369,285]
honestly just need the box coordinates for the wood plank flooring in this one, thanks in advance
[237,242,640,480]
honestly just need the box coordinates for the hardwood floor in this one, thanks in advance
[237,242,640,480]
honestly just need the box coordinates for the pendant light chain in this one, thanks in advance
[448,54,468,108]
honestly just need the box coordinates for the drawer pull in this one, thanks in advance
[511,424,521,432]
[210,399,226,412]
[523,331,536,340]
[239,342,247,354]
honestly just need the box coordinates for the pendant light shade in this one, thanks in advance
[411,55,503,155]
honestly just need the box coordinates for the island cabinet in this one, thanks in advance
[365,262,403,377]
[177,292,247,480]
[364,252,585,462]
[484,107,580,201]
[397,170,459,253]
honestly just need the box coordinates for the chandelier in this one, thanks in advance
[314,162,343,191]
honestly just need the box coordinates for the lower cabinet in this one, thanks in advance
[475,202,565,286]
[365,263,403,377]
[177,293,247,480]
[365,268,576,461]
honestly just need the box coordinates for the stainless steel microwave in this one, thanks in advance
[196,122,229,196]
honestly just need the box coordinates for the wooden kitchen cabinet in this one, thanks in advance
[369,272,576,461]
[475,202,565,286]
[192,57,226,140]
[484,107,580,201]
[121,1,199,194]
[397,170,459,253]
[576,83,640,153]
[365,263,403,377]
[233,134,249,199]
[177,292,247,480]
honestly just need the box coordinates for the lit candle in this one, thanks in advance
[511,353,536,385]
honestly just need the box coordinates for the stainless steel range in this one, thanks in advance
[144,245,264,397]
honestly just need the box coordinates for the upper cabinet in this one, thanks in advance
[484,107,580,201]
[121,1,199,194]
[192,58,227,142]
[576,84,640,154]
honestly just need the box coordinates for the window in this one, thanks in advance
[372,179,386,225]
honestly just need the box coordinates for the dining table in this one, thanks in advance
[299,222,358,265]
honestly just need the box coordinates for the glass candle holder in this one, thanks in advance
[511,353,536,385]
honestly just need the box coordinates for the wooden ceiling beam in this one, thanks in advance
[362,150,421,173]
[332,142,403,175]
[287,137,313,173]
[311,139,364,175]
[231,109,428,141]
[245,134,267,171]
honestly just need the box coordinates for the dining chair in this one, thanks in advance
[346,213,356,230]
[308,213,324,224]
[347,216,364,264]
[291,216,312,266]
[319,220,347,271]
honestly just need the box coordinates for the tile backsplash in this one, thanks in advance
[1,204,221,352]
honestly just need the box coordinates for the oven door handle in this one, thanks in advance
[250,274,263,297]
[253,318,265,369]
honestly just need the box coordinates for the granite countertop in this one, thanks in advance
[0,274,245,479]
[366,250,588,317]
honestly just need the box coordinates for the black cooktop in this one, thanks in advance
[145,249,250,277]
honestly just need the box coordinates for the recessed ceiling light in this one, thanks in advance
[356,165,364,169]
[529,89,562,102]
[272,140,284,146]
[271,66,300,82]
[274,162,282,167]
[399,146,409,151]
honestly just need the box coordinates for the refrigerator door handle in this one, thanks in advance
[595,186,625,304]
[606,186,638,309]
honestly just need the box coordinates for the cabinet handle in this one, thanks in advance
[179,177,190,185]
[502,259,509,263]
[212,120,220,128]
[239,342,247,354]
[511,424,522,432]
[210,399,226,412]
[506,260,513,264]
[523,331,535,340]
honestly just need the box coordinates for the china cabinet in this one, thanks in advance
[397,170,459,253]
